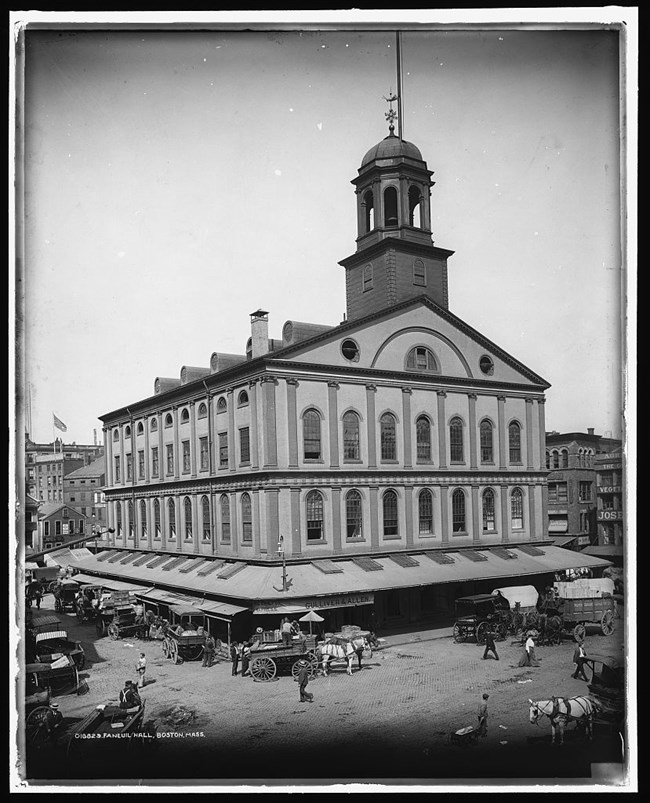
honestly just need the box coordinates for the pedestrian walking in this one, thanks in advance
[230,640,240,676]
[202,634,216,668]
[354,642,364,670]
[241,642,251,677]
[518,632,540,667]
[295,658,314,703]
[571,639,588,680]
[482,627,499,661]
[280,617,293,647]
[477,693,489,737]
[136,652,147,687]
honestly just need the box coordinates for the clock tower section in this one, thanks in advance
[339,118,454,322]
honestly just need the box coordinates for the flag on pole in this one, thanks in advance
[53,413,67,432]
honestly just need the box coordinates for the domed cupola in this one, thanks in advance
[339,96,454,321]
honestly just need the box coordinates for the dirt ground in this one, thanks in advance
[19,593,630,788]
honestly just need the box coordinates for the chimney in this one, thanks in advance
[587,428,594,436]
[250,309,269,359]
[93,428,97,445]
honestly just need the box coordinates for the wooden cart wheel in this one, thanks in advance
[76,653,85,671]
[108,623,120,641]
[169,640,182,664]
[453,623,466,644]
[601,610,615,636]
[305,652,320,677]
[476,621,489,645]
[573,624,586,641]
[25,706,52,747]
[250,656,276,682]
[96,619,106,638]
[162,638,170,659]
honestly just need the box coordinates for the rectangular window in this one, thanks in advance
[79,520,84,533]
[55,520,61,535]
[199,437,209,471]
[557,482,568,503]
[240,427,250,464]
[151,446,159,478]
[166,444,174,475]
[44,521,49,536]
[219,433,228,468]
[138,450,145,479]
[413,261,426,286]
[182,440,191,473]
[579,481,592,502]
[126,453,133,481]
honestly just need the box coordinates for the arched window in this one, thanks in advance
[115,502,122,537]
[408,185,422,228]
[303,409,321,460]
[124,425,131,438]
[241,493,252,543]
[482,488,496,532]
[363,263,373,291]
[200,496,211,541]
[197,403,207,419]
[180,408,190,424]
[418,489,433,535]
[416,415,432,462]
[164,413,173,428]
[238,390,249,406]
[508,422,521,463]
[406,346,437,373]
[127,500,134,538]
[345,490,363,539]
[167,498,176,540]
[384,186,398,227]
[511,488,524,529]
[184,496,193,540]
[383,490,398,537]
[552,450,560,469]
[545,451,550,469]
[220,494,231,542]
[380,413,397,461]
[153,498,161,540]
[343,411,360,461]
[150,418,158,432]
[480,420,494,463]
[560,449,569,468]
[217,397,227,413]
[306,490,324,541]
[452,489,466,533]
[363,190,374,232]
[136,422,144,435]
[412,258,426,286]
[139,499,147,539]
[450,417,464,463]
[113,429,119,441]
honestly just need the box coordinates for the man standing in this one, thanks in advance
[202,634,216,668]
[44,702,63,743]
[296,659,314,703]
[482,627,499,661]
[230,640,240,676]
[136,652,147,688]
[572,639,588,680]
[477,693,489,737]
[241,642,252,677]
[119,680,140,709]
[280,617,293,648]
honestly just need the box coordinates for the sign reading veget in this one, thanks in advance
[254,592,374,614]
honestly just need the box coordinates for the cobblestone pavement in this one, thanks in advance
[21,595,629,787]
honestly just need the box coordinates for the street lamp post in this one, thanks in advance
[278,535,288,593]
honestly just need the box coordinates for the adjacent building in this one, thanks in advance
[63,456,107,533]
[26,437,104,504]
[545,429,622,552]
[72,116,611,639]
[587,447,625,566]
[35,502,88,553]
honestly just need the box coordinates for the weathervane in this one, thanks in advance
[383,90,399,135]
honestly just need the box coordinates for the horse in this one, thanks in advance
[529,695,600,745]
[318,636,369,676]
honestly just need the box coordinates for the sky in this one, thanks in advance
[14,11,633,447]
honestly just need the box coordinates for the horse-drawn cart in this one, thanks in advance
[53,579,80,613]
[452,594,509,644]
[95,590,145,640]
[584,654,625,732]
[64,701,149,758]
[31,628,86,670]
[547,580,617,641]
[25,658,83,698]
[248,632,319,682]
[161,605,212,664]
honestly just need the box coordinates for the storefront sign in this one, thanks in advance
[598,486,622,494]
[254,592,374,614]
[597,510,622,521]
[577,536,591,546]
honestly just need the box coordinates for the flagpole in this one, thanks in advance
[396,31,404,141]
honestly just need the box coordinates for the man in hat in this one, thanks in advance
[477,693,489,737]
[295,659,313,703]
[202,634,216,668]
[482,627,499,661]
[119,680,141,709]
[45,702,63,743]
[571,638,588,680]
[230,640,240,676]
[136,652,147,688]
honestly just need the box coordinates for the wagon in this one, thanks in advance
[103,605,147,641]
[161,605,211,664]
[584,654,625,731]
[53,579,80,613]
[492,586,541,637]
[30,628,86,670]
[559,596,616,641]
[25,658,83,697]
[64,701,150,758]
[452,594,509,644]
[248,632,319,682]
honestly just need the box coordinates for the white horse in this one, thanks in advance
[529,696,600,745]
[319,636,369,676]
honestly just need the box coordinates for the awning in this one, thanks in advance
[169,603,204,617]
[35,630,68,643]
[70,545,612,605]
[200,600,248,620]
[492,585,539,609]
[548,520,569,533]
[581,545,624,558]
[43,547,92,567]
[551,536,577,547]
[24,562,40,572]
